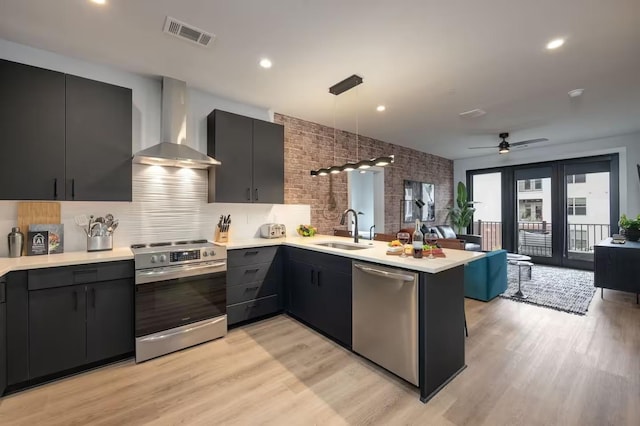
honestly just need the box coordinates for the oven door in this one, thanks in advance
[135,261,226,338]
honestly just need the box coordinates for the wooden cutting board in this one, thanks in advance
[17,201,61,255]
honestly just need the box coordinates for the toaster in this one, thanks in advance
[260,223,286,239]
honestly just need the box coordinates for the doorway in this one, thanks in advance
[468,154,619,269]
[348,167,385,239]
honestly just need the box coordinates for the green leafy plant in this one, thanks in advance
[618,214,640,230]
[447,181,476,235]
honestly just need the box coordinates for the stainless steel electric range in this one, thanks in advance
[131,240,227,363]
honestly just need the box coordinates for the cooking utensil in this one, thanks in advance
[107,220,119,234]
[94,216,105,224]
[74,215,89,227]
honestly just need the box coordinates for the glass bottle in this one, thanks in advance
[412,219,424,258]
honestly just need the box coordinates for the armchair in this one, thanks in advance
[431,225,482,251]
[464,249,507,301]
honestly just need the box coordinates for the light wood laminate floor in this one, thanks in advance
[1,290,639,425]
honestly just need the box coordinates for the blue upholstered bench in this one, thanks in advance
[464,249,508,301]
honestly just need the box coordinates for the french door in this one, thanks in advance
[468,154,619,270]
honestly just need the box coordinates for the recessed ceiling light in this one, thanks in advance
[546,38,565,50]
[259,58,272,69]
[90,0,107,5]
[376,105,386,112]
[568,88,584,98]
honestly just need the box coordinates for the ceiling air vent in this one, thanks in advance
[163,16,215,47]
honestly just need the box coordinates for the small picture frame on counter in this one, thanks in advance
[27,231,49,256]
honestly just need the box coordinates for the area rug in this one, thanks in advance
[500,264,595,315]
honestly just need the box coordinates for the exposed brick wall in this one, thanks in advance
[275,113,453,235]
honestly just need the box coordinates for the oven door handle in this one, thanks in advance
[135,261,227,285]
[137,317,226,342]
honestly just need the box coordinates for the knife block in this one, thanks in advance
[214,228,229,243]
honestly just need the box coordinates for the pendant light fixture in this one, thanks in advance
[310,74,394,176]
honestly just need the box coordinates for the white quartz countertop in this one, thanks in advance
[0,235,485,277]
[220,235,485,274]
[0,247,134,277]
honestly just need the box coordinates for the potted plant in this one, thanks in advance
[448,181,476,235]
[618,214,640,241]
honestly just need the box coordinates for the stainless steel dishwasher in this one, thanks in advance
[352,262,419,386]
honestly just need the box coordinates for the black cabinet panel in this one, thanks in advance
[6,271,29,385]
[209,110,253,203]
[228,246,279,268]
[0,59,66,200]
[252,120,284,204]
[285,248,352,347]
[0,276,6,395]
[28,261,134,291]
[594,242,640,294]
[86,279,134,363]
[208,109,284,204]
[65,75,132,201]
[227,279,279,305]
[29,285,87,378]
[227,295,279,325]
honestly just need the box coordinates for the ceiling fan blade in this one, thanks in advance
[510,138,549,147]
[468,146,498,149]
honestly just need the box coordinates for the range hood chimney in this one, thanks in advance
[133,77,221,169]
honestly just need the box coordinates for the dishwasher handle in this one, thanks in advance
[353,263,415,282]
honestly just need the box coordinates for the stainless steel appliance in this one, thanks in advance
[132,240,227,362]
[260,223,286,239]
[352,261,419,385]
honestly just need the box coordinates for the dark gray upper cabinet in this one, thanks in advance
[252,119,284,203]
[208,109,284,204]
[208,110,253,203]
[65,75,132,201]
[0,59,66,200]
[0,59,132,201]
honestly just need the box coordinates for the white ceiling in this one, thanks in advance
[1,0,639,160]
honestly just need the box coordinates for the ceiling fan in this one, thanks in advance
[468,132,549,154]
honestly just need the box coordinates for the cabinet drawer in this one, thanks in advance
[227,261,277,286]
[227,280,278,305]
[28,261,134,290]
[228,246,278,267]
[227,295,279,325]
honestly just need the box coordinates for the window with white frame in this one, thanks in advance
[567,197,587,215]
[567,174,586,184]
[518,179,543,192]
[519,199,543,221]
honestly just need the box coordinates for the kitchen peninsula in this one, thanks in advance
[0,236,482,403]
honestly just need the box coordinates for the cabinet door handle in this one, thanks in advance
[244,251,259,256]
[244,286,260,292]
[91,287,96,308]
[73,290,78,311]
[316,270,321,286]
[310,269,315,285]
[246,187,251,201]
[255,188,259,201]
[245,303,258,310]
[71,178,76,199]
[244,268,259,274]
[53,178,58,199]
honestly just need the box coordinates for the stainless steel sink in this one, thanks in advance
[312,242,372,251]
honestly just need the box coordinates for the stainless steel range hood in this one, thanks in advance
[133,77,221,169]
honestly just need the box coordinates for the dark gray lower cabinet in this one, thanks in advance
[0,275,6,395]
[286,248,352,347]
[227,247,283,326]
[86,279,134,363]
[29,285,87,378]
